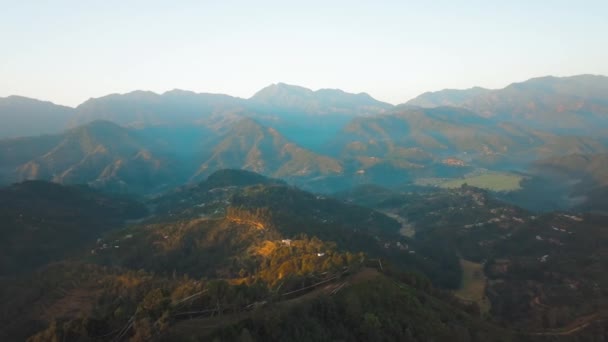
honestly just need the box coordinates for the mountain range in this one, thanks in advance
[407,74,608,134]
[4,75,608,138]
[1,74,607,201]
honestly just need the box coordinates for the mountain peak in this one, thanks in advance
[405,87,490,108]
[504,74,608,94]
[162,88,197,96]
[250,83,313,101]
[250,83,391,115]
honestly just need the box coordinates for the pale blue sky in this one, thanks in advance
[1,0,607,106]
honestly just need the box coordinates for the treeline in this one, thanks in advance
[20,235,366,341]
[24,265,270,341]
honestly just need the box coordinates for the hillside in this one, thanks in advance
[3,103,604,197]
[531,153,608,212]
[0,170,485,341]
[0,121,179,193]
[406,75,608,134]
[193,118,344,182]
[2,171,608,340]
[333,106,513,157]
[0,118,346,194]
[0,180,146,275]
[467,75,608,127]
[192,271,517,342]
[337,183,608,333]
[96,170,409,279]
[330,106,606,175]
[533,153,608,186]
[95,170,465,290]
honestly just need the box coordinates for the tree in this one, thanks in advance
[131,318,153,342]
[139,288,167,319]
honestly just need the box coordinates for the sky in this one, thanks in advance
[1,0,607,107]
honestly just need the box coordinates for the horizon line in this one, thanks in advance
[2,73,605,109]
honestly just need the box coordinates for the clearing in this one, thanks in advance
[383,211,415,238]
[440,172,523,192]
[454,259,491,314]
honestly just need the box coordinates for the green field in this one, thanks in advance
[441,172,523,192]
[416,172,523,192]
[454,259,491,314]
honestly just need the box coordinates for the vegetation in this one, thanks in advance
[2,168,608,341]
[194,118,344,182]
[531,153,608,212]
[340,182,608,335]
[454,259,491,314]
[2,74,608,341]
[208,274,516,342]
[0,180,146,275]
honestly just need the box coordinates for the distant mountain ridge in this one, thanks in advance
[406,74,608,133]
[71,89,246,128]
[3,74,607,140]
[0,96,74,138]
[405,86,490,108]
[1,74,607,194]
[1,83,391,140]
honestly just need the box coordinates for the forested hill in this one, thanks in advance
[2,170,608,340]
[0,180,146,275]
